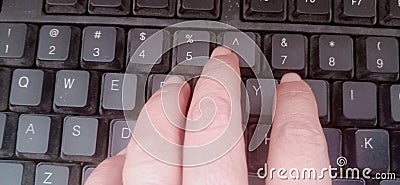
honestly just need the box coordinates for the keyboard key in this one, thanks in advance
[9,69,54,113]
[379,84,400,129]
[177,0,220,19]
[61,116,107,162]
[332,179,365,185]
[334,0,377,25]
[81,26,125,71]
[344,129,390,174]
[127,28,170,73]
[101,73,144,117]
[310,35,354,79]
[16,115,61,160]
[0,160,35,185]
[0,68,11,111]
[323,128,342,167]
[220,32,261,76]
[0,23,37,67]
[147,74,186,99]
[246,124,270,173]
[265,34,307,78]
[88,0,130,15]
[391,131,400,175]
[381,180,400,185]
[245,79,277,123]
[380,0,400,26]
[356,37,399,81]
[82,166,95,184]
[45,0,87,14]
[305,80,330,124]
[289,0,331,23]
[35,163,81,185]
[37,25,81,69]
[333,81,377,127]
[173,30,214,74]
[133,0,175,17]
[243,0,286,21]
[0,113,18,158]
[53,70,99,115]
[109,120,134,156]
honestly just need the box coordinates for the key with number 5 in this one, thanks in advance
[81,26,125,71]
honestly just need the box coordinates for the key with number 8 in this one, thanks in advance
[310,35,354,79]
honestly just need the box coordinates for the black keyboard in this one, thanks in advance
[0,0,400,185]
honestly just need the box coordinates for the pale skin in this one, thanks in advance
[85,46,332,185]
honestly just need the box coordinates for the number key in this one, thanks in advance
[310,35,354,79]
[266,34,307,78]
[81,26,125,70]
[356,37,399,81]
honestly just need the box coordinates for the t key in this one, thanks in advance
[333,81,377,127]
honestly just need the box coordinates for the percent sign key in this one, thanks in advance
[175,30,213,66]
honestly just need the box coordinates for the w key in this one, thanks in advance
[333,81,377,127]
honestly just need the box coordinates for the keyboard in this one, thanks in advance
[0,0,400,184]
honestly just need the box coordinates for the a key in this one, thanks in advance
[289,0,331,23]
[379,84,400,129]
[334,0,377,25]
[37,25,80,69]
[0,23,37,67]
[310,35,354,79]
[246,124,270,173]
[61,116,107,162]
[147,74,186,99]
[82,166,95,184]
[381,180,400,185]
[245,79,277,123]
[0,113,18,158]
[81,26,125,71]
[344,129,390,174]
[380,0,400,26]
[332,179,365,185]
[9,69,54,113]
[248,174,265,185]
[35,163,80,185]
[177,0,220,19]
[243,0,286,21]
[391,131,400,175]
[127,29,170,73]
[133,0,175,17]
[333,82,377,127]
[45,0,87,14]
[221,32,261,76]
[53,70,99,115]
[356,37,399,81]
[101,73,143,117]
[89,0,130,15]
[265,34,307,78]
[323,128,342,168]
[16,115,61,160]
[0,68,11,111]
[0,160,35,185]
[109,120,135,156]
[173,30,213,74]
[305,80,330,124]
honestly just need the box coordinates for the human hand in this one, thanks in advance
[85,46,332,185]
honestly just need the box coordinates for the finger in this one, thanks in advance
[266,73,331,185]
[84,154,125,185]
[182,46,248,185]
[123,76,191,185]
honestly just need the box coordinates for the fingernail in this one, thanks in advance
[211,46,232,58]
[165,75,185,84]
[280,73,302,83]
